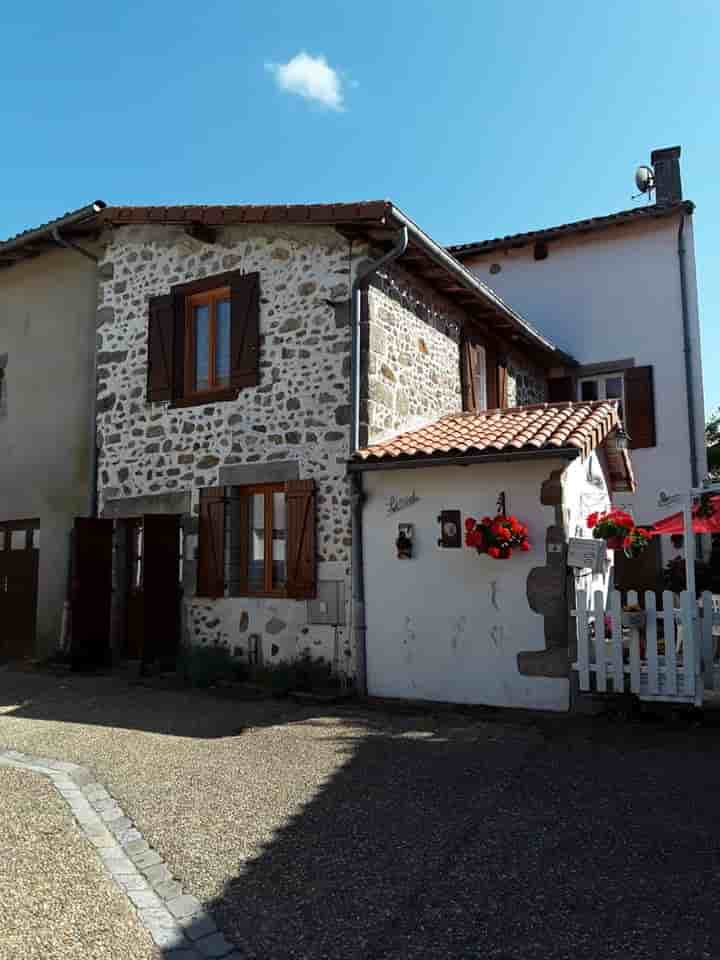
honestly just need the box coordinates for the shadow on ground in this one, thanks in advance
[3,668,720,959]
[202,714,720,960]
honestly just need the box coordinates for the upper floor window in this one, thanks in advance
[579,373,624,418]
[462,337,505,412]
[186,287,232,398]
[146,270,260,408]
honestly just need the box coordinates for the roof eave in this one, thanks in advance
[0,201,107,268]
[348,446,580,473]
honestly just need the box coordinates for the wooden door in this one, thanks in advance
[142,514,181,666]
[71,518,113,669]
[125,519,145,660]
[0,548,38,660]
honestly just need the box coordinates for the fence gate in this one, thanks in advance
[572,588,712,706]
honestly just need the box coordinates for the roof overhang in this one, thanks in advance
[448,200,694,260]
[0,201,106,270]
[348,446,580,472]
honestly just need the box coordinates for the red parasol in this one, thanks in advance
[651,494,720,535]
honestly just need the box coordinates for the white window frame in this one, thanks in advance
[578,372,625,416]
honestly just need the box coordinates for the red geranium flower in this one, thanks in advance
[465,517,476,532]
[520,541,530,552]
[487,546,501,559]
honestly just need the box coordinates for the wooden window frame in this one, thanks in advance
[232,482,288,599]
[184,286,232,403]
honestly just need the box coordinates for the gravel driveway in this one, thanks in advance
[0,765,158,960]
[2,667,720,959]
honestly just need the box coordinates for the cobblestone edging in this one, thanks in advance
[0,749,240,959]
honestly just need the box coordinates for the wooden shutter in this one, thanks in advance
[462,338,479,412]
[142,514,181,662]
[71,518,114,668]
[286,479,317,599]
[198,487,226,598]
[147,295,174,402]
[498,360,508,408]
[548,376,576,403]
[230,272,260,389]
[171,292,186,402]
[625,365,656,449]
[485,347,499,410]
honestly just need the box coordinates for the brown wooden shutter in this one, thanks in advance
[171,292,186,402]
[147,295,175,402]
[498,360,508,408]
[625,365,656,449]
[548,376,576,403]
[286,479,317,599]
[485,347,499,409]
[462,338,479,412]
[230,272,260,389]
[197,487,226,598]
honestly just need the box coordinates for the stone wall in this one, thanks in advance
[506,354,547,407]
[363,263,464,444]
[95,223,364,674]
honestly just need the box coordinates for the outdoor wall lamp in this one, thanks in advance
[615,426,630,450]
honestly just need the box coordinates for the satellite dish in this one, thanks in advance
[635,165,655,194]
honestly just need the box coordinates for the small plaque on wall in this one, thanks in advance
[437,510,462,548]
[567,537,605,572]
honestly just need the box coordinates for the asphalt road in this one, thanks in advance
[1,668,720,960]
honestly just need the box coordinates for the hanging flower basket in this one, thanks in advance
[586,510,653,557]
[464,514,531,559]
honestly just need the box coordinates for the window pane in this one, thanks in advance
[581,380,598,402]
[193,303,210,392]
[216,299,231,387]
[605,377,624,418]
[10,530,26,550]
[473,345,487,410]
[249,493,265,591]
[272,492,286,587]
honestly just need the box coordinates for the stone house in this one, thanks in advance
[86,202,569,680]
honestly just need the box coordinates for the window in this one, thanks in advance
[185,287,232,399]
[463,338,504,411]
[579,373,625,418]
[227,483,287,597]
[147,270,260,407]
[197,479,316,600]
[473,345,487,411]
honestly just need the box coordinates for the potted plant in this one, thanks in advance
[587,508,635,550]
[464,514,531,559]
[622,526,653,559]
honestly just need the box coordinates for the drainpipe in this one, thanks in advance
[349,227,408,696]
[51,227,100,517]
[677,215,699,488]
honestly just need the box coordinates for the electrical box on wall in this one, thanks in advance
[307,581,346,626]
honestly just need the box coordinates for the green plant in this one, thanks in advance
[178,645,239,688]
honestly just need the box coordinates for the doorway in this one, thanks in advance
[120,514,183,666]
[0,519,39,661]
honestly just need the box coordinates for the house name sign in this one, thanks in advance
[386,490,420,517]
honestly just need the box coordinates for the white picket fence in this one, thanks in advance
[573,589,720,707]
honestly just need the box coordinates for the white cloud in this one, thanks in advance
[265,52,345,111]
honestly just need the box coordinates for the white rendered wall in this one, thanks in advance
[464,215,706,544]
[362,460,569,711]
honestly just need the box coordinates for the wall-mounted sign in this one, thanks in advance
[567,537,605,572]
[386,490,420,517]
[437,510,462,549]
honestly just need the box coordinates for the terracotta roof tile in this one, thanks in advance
[353,401,635,492]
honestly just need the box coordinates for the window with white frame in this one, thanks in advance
[579,373,624,418]
[473,344,487,411]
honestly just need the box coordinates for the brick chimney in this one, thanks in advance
[651,145,683,205]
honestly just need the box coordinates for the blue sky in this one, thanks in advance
[2,0,718,412]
